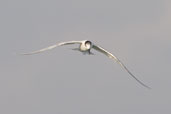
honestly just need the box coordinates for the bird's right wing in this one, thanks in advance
[92,45,151,89]
[21,41,82,55]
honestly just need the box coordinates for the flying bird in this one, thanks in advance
[22,40,150,89]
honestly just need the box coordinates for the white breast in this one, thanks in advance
[80,44,88,51]
[80,41,91,51]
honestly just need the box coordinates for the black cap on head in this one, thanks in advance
[85,40,92,46]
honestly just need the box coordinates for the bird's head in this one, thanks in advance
[84,40,92,49]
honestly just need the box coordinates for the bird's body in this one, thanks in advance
[22,40,151,89]
[79,40,91,51]
[77,40,93,54]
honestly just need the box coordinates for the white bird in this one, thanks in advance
[22,40,151,89]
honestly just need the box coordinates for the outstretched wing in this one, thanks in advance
[92,45,151,89]
[21,41,82,55]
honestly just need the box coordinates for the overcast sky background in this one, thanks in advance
[0,0,171,114]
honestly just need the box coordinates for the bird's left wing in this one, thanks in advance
[92,45,151,89]
[21,41,82,55]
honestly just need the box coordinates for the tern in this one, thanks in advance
[22,40,150,89]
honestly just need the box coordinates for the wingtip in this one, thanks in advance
[19,52,38,55]
[145,85,152,90]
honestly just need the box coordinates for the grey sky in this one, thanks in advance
[0,0,171,114]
